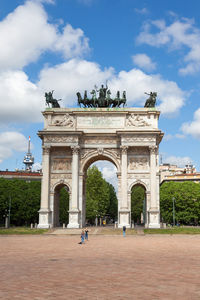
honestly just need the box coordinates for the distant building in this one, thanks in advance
[0,136,42,182]
[160,163,200,184]
[0,170,42,182]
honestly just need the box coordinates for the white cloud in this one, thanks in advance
[135,8,149,15]
[108,68,185,115]
[0,70,43,124]
[38,59,114,107]
[0,58,185,127]
[137,18,200,75]
[0,0,89,70]
[163,133,185,141]
[0,132,28,163]
[163,155,192,167]
[181,108,200,139]
[32,162,42,171]
[132,53,156,71]
[175,133,185,139]
[163,134,173,141]
[0,1,57,70]
[39,59,185,115]
[54,24,90,59]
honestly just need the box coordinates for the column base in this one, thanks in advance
[148,209,160,229]
[118,210,131,228]
[38,209,52,229]
[67,210,80,229]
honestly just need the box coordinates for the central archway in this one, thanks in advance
[81,154,119,227]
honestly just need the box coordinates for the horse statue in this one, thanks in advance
[77,92,83,107]
[45,91,61,108]
[144,92,157,108]
[77,85,127,108]
[90,89,98,107]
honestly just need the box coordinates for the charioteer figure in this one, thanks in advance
[77,84,127,108]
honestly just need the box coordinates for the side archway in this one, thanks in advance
[51,181,71,227]
[129,181,148,227]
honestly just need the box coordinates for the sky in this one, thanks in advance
[0,0,200,188]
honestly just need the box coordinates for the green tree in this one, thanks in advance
[131,185,145,224]
[86,166,110,223]
[160,181,200,225]
[59,187,69,224]
[107,183,118,221]
[0,178,41,226]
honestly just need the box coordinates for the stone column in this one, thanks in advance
[149,146,160,228]
[38,146,51,228]
[79,172,84,228]
[118,146,130,228]
[67,146,80,228]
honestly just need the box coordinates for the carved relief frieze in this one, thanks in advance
[82,137,118,145]
[128,147,149,155]
[122,135,156,143]
[44,135,78,143]
[127,174,150,179]
[51,174,72,180]
[128,157,149,170]
[52,113,75,127]
[126,114,150,127]
[51,158,71,171]
[51,148,71,156]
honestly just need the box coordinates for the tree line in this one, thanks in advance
[0,171,200,226]
[0,165,118,226]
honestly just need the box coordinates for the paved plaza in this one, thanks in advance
[1,234,200,300]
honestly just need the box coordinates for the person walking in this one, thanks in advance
[80,230,85,244]
[123,225,126,237]
[85,228,89,241]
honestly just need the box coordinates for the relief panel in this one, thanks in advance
[128,156,149,171]
[51,158,71,171]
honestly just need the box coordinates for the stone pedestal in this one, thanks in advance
[67,210,80,228]
[118,210,131,228]
[148,209,160,228]
[38,209,51,228]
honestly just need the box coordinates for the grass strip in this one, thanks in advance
[0,227,49,235]
[144,227,200,234]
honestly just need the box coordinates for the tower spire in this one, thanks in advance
[23,136,34,171]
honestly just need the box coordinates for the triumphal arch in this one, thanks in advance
[38,88,163,229]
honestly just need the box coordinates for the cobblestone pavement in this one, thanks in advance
[1,235,200,300]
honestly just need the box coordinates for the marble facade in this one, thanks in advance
[38,107,164,229]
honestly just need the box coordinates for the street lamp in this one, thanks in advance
[172,197,175,226]
[8,194,11,228]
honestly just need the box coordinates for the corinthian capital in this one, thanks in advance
[71,145,80,154]
[149,145,157,154]
[120,145,128,154]
[42,146,50,155]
